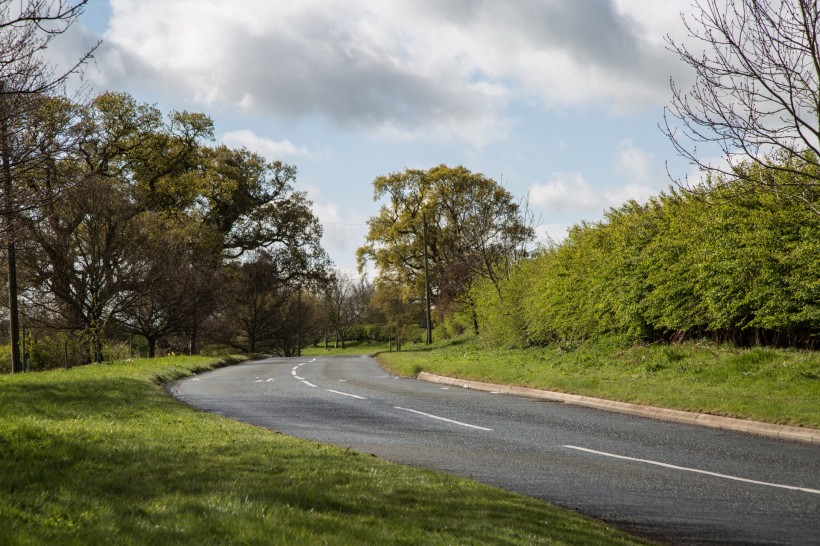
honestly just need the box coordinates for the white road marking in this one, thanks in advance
[394,407,493,431]
[564,445,820,495]
[301,380,318,388]
[266,378,274,382]
[192,378,200,381]
[326,389,366,400]
[294,375,305,381]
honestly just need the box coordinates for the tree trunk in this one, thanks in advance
[1,115,21,373]
[91,332,103,363]
[6,238,20,373]
[147,336,156,358]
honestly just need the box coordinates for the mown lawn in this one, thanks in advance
[0,355,649,545]
[378,336,820,428]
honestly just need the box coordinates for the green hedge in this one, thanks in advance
[474,171,820,348]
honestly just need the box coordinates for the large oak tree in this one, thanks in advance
[358,165,534,337]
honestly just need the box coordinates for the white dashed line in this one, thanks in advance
[326,389,366,400]
[301,380,318,388]
[394,407,493,431]
[564,445,820,495]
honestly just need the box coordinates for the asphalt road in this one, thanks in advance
[169,355,820,545]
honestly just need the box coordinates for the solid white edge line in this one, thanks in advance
[564,445,820,495]
[301,380,318,388]
[395,407,492,431]
[326,389,366,400]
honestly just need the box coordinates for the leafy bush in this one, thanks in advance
[472,167,820,349]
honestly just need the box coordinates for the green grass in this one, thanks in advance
[378,336,820,428]
[301,340,390,356]
[0,355,649,545]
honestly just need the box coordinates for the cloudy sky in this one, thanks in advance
[60,0,700,273]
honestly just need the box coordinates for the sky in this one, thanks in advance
[52,0,703,274]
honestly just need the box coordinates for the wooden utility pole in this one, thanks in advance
[422,213,432,345]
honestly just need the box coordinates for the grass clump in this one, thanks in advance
[0,355,648,545]
[379,336,820,428]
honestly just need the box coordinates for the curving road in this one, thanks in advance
[170,355,820,545]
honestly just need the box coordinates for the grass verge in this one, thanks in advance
[377,336,820,429]
[300,340,389,356]
[0,355,649,545]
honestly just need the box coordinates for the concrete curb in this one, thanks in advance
[417,372,820,446]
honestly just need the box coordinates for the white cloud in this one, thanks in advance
[530,171,657,215]
[307,188,368,273]
[616,139,666,186]
[79,0,692,145]
[221,130,311,160]
[530,173,603,214]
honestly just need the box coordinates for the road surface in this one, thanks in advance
[170,355,820,545]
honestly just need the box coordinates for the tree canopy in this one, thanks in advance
[3,91,330,366]
[358,165,534,336]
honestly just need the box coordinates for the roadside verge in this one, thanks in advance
[418,372,820,445]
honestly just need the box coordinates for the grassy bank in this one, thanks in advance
[301,340,389,356]
[0,355,647,545]
[378,336,820,428]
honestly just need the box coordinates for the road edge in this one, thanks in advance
[417,372,820,446]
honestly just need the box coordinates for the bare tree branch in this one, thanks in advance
[664,0,820,213]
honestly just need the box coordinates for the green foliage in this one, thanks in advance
[473,166,820,349]
[359,165,534,337]
[0,344,9,374]
[5,91,329,364]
